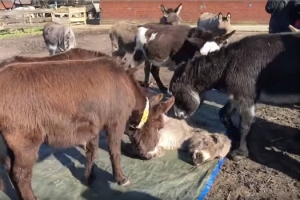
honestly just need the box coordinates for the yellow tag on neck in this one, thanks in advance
[136,97,150,129]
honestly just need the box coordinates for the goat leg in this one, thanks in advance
[84,135,99,186]
[143,61,152,88]
[150,65,170,94]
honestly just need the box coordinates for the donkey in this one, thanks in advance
[169,31,300,162]
[42,22,76,56]
[159,3,182,25]
[0,57,172,200]
[197,12,232,37]
[0,48,109,69]
[123,96,231,165]
[108,3,183,59]
[131,23,236,93]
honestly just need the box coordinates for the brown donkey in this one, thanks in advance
[0,57,169,200]
[0,48,110,69]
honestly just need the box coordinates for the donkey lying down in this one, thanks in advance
[123,96,231,165]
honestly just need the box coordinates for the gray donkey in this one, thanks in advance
[42,22,77,55]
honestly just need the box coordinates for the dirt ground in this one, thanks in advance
[0,28,299,200]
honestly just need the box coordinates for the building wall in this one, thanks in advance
[101,0,271,24]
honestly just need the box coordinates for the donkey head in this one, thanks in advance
[169,60,199,119]
[216,12,232,35]
[125,94,175,160]
[159,3,183,25]
[185,27,236,56]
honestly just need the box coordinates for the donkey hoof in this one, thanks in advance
[229,149,248,161]
[86,173,96,187]
[118,177,130,186]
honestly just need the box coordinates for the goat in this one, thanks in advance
[197,12,232,37]
[0,58,171,200]
[0,48,109,68]
[131,23,236,93]
[123,96,231,165]
[42,22,76,56]
[169,31,300,162]
[108,3,183,59]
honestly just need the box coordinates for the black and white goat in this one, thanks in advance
[169,31,300,161]
[131,24,236,93]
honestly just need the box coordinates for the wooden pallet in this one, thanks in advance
[51,6,87,26]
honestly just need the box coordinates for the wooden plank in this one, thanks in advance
[0,9,53,16]
[69,7,86,13]
[54,8,69,13]
[69,17,85,22]
[2,23,45,29]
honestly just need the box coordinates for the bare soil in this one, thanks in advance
[0,28,299,200]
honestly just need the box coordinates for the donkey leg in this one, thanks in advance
[84,135,99,186]
[106,123,129,186]
[219,100,239,140]
[143,61,152,88]
[150,65,169,94]
[6,138,41,200]
[230,103,255,161]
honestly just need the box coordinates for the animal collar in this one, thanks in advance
[132,97,150,129]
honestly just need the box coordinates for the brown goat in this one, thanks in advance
[0,57,170,200]
[124,95,231,165]
[0,48,110,69]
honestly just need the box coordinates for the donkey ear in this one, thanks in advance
[217,12,223,21]
[193,51,201,59]
[226,12,231,20]
[174,3,182,15]
[214,30,236,44]
[186,37,204,48]
[150,93,164,106]
[159,4,168,17]
[152,96,175,117]
[160,96,175,113]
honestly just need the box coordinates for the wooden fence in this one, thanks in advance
[0,6,87,30]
